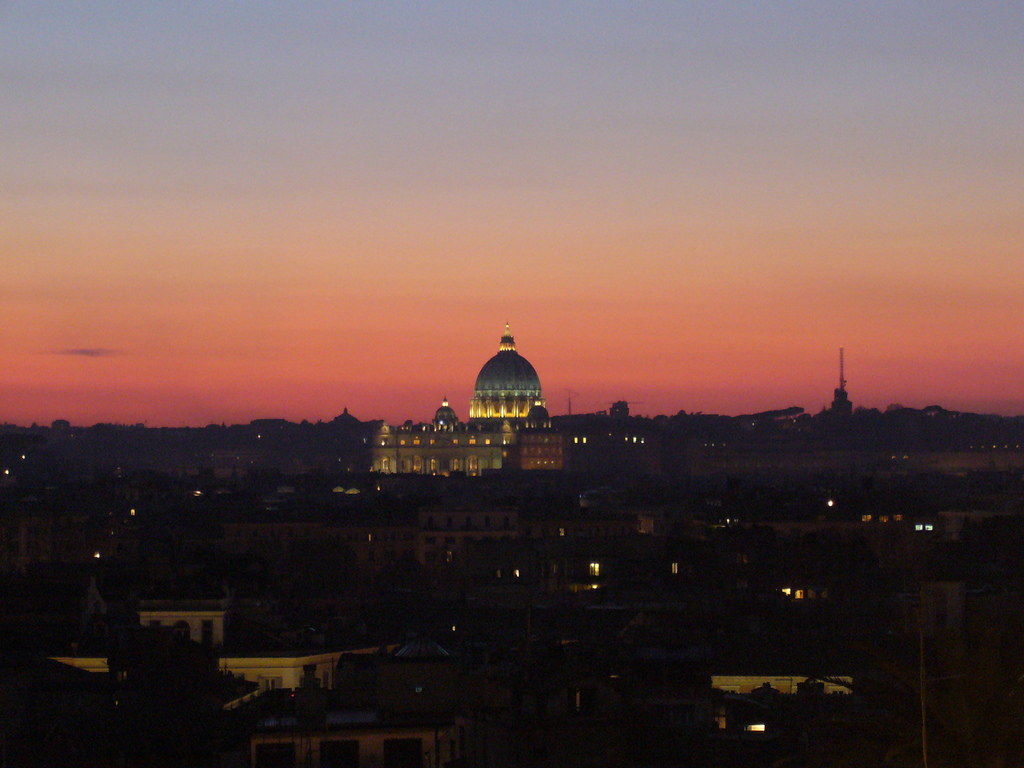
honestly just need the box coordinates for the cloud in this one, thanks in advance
[54,348,122,358]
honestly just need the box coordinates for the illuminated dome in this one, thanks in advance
[470,324,545,422]
[433,398,458,430]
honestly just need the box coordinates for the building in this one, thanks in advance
[469,323,546,423]
[371,401,512,476]
[371,325,549,475]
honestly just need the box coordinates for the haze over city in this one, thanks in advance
[3,3,1022,426]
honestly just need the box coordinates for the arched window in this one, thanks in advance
[381,457,390,473]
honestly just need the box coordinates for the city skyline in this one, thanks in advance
[3,3,1023,426]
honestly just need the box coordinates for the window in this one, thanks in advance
[320,740,359,768]
[671,562,678,575]
[255,742,295,768]
[201,619,214,646]
[383,738,423,768]
[589,562,600,577]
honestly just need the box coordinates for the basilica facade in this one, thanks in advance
[370,325,558,475]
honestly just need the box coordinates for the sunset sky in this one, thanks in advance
[3,2,1023,426]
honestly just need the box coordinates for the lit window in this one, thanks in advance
[589,562,600,577]
[671,562,678,574]
[795,590,804,599]
[514,569,520,578]
[862,515,872,523]
[915,524,924,531]
[745,723,766,732]
[894,514,903,521]
[781,587,792,596]
[559,528,565,537]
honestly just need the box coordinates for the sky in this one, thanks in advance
[2,2,1023,426]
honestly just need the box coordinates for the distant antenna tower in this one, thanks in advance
[566,389,579,416]
[831,347,852,415]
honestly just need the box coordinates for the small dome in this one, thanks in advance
[526,403,550,428]
[433,398,459,429]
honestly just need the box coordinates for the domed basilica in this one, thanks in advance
[371,325,559,475]
[469,324,546,423]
